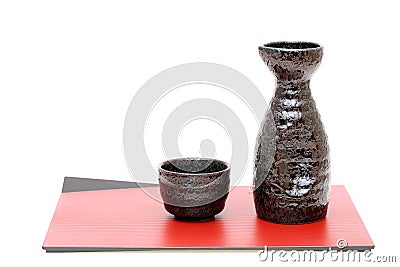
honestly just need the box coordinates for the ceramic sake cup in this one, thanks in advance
[158,157,230,221]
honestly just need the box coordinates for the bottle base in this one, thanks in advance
[254,191,329,224]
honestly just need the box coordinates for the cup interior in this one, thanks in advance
[160,158,229,174]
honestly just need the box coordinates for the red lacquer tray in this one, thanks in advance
[42,177,374,252]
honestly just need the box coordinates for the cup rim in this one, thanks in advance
[158,157,230,176]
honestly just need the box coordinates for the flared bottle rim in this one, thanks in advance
[259,41,323,53]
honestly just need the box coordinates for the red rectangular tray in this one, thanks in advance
[42,177,374,252]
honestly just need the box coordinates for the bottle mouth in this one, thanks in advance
[258,41,323,81]
[260,41,322,51]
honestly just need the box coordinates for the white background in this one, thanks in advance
[1,0,399,266]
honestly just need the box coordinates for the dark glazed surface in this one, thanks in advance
[159,158,230,221]
[254,41,330,224]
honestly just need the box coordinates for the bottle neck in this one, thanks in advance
[275,79,312,99]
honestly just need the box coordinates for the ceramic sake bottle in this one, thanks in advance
[253,41,330,224]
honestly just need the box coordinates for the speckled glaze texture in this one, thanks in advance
[159,158,230,221]
[253,41,330,224]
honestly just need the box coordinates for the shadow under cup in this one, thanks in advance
[158,158,230,221]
